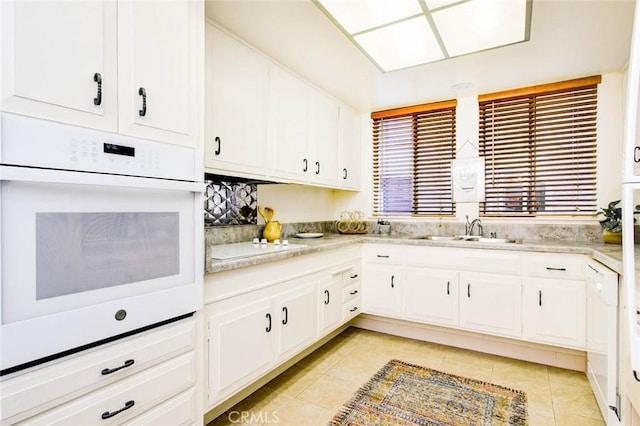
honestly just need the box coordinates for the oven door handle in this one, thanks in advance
[0,165,204,192]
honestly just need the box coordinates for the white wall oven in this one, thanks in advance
[0,114,203,375]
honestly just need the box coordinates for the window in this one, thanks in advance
[478,76,601,217]
[372,100,457,216]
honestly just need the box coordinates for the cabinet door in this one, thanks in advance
[318,275,343,336]
[205,25,269,178]
[405,267,458,327]
[309,91,339,186]
[337,105,362,190]
[0,1,117,131]
[276,282,317,361]
[459,271,522,337]
[524,278,586,348]
[363,263,403,317]
[207,298,273,406]
[269,65,310,181]
[117,0,201,147]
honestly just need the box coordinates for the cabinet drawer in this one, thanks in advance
[342,299,361,321]
[363,244,405,264]
[524,253,587,280]
[342,264,362,286]
[122,388,196,426]
[342,282,361,302]
[20,352,195,425]
[1,318,196,423]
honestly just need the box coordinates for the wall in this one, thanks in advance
[264,71,625,226]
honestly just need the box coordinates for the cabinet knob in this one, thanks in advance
[635,146,640,163]
[350,307,358,312]
[324,289,330,305]
[350,290,358,295]
[138,87,147,117]
[391,275,395,288]
[93,73,102,106]
[303,158,308,172]
[343,168,348,180]
[282,306,288,325]
[539,290,542,306]
[467,283,471,298]
[446,281,450,295]
[315,161,320,175]
[214,136,221,155]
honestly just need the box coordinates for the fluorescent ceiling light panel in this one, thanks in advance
[318,0,423,34]
[314,0,531,73]
[354,16,444,72]
[433,0,528,57]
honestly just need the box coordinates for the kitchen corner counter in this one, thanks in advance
[206,233,625,275]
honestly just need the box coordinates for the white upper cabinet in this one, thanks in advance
[204,24,269,178]
[1,0,202,147]
[269,64,311,182]
[309,90,339,186]
[337,105,362,190]
[117,0,201,146]
[1,1,117,131]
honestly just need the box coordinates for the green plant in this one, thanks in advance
[596,200,640,232]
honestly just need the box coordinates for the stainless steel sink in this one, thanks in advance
[411,235,464,241]
[411,235,518,243]
[461,236,519,243]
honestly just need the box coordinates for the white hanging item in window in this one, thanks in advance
[452,157,485,202]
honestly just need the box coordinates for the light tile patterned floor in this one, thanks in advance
[208,327,605,426]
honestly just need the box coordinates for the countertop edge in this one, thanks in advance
[206,234,624,275]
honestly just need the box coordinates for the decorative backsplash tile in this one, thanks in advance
[204,178,257,226]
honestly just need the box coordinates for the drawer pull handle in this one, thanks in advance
[447,281,450,295]
[376,255,389,258]
[350,290,358,295]
[101,359,135,375]
[587,264,599,273]
[315,161,320,175]
[350,307,358,312]
[634,371,640,382]
[546,267,566,271]
[391,275,395,288]
[303,158,308,172]
[282,306,288,325]
[635,146,640,163]
[266,313,272,332]
[214,136,221,155]
[324,290,330,305]
[467,283,471,298]
[138,87,147,117]
[350,274,359,279]
[93,72,102,106]
[343,168,348,180]
[539,290,542,307]
[101,400,135,420]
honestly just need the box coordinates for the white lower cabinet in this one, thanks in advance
[319,274,343,336]
[206,278,316,407]
[522,253,587,349]
[459,271,522,338]
[203,246,362,413]
[363,263,403,318]
[404,267,459,327]
[0,318,198,425]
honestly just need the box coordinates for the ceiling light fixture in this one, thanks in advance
[314,0,532,73]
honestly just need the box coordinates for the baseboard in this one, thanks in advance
[352,314,586,371]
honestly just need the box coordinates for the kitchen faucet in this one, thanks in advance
[465,215,483,236]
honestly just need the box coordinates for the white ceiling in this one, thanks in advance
[205,0,635,113]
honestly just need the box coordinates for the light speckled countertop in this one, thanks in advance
[206,233,624,275]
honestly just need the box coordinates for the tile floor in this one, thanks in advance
[208,327,604,426]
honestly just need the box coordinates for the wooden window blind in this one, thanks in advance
[372,101,457,216]
[478,76,601,217]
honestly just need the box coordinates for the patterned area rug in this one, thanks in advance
[328,359,528,426]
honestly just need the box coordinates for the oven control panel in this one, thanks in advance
[0,113,198,182]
